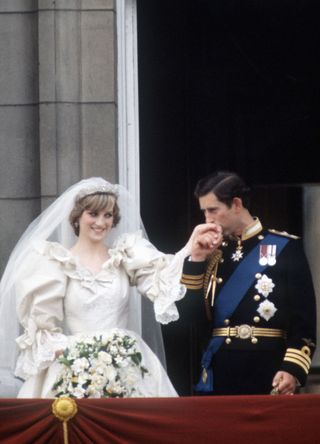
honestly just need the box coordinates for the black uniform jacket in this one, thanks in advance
[181,222,317,392]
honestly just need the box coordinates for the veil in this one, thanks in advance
[0,177,166,395]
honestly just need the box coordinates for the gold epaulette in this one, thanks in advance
[180,272,204,290]
[268,229,300,240]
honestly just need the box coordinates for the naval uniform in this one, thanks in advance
[180,219,317,395]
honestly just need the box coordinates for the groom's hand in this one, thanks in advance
[190,223,223,261]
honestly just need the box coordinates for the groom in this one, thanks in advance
[180,170,317,395]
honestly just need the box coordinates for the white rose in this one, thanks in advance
[98,351,112,364]
[77,372,90,386]
[115,356,124,365]
[71,357,90,374]
[91,373,107,389]
[109,345,118,355]
[108,381,125,395]
[72,385,87,398]
[87,386,102,398]
[105,365,117,382]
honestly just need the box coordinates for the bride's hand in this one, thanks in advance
[186,223,223,261]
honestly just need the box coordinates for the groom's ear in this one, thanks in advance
[232,197,243,212]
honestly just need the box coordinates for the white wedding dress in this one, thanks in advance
[14,231,187,398]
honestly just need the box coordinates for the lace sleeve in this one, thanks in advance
[14,243,69,380]
[110,232,188,324]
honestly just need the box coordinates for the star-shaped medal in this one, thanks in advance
[257,299,277,321]
[231,245,243,261]
[255,274,275,297]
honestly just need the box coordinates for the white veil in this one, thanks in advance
[0,177,166,396]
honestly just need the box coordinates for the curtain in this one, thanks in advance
[0,395,319,444]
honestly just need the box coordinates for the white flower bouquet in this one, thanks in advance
[52,333,148,398]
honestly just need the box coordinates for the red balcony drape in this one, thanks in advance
[1,394,319,444]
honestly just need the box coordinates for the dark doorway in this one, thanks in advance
[137,0,320,395]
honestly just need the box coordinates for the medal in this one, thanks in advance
[259,244,277,266]
[268,245,277,265]
[255,273,275,297]
[231,238,243,262]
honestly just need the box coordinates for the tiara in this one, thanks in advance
[76,183,119,200]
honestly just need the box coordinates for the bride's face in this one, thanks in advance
[78,206,114,242]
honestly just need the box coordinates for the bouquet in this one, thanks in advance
[52,333,148,398]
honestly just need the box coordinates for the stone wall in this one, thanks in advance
[0,0,117,277]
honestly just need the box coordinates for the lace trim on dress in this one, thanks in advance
[109,232,187,324]
[15,328,68,380]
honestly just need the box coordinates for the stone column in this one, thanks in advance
[0,0,40,274]
[303,185,320,369]
[38,0,117,209]
[0,0,118,273]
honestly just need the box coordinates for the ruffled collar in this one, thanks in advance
[34,241,113,293]
[32,231,143,291]
[34,240,77,269]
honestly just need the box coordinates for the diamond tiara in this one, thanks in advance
[76,183,119,200]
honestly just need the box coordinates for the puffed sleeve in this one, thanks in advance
[109,231,189,324]
[14,242,69,380]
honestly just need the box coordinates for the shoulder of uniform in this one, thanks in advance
[268,228,300,240]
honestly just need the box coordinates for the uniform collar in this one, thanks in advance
[241,217,263,241]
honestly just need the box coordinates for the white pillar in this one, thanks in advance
[116,0,141,335]
[116,0,140,208]
[303,185,320,368]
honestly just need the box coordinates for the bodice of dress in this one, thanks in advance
[64,258,131,334]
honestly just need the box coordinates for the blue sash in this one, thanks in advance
[195,233,289,392]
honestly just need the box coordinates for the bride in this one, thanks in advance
[0,177,221,398]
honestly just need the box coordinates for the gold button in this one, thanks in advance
[220,258,224,263]
[222,241,228,247]
[251,337,258,344]
[254,294,261,301]
[253,316,260,323]
[258,235,264,240]
[224,319,230,326]
[225,338,232,344]
[255,273,262,279]
[301,346,311,356]
[217,277,223,284]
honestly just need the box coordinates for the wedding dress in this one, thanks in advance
[15,231,187,398]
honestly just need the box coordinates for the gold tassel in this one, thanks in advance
[203,249,222,320]
[205,262,219,306]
